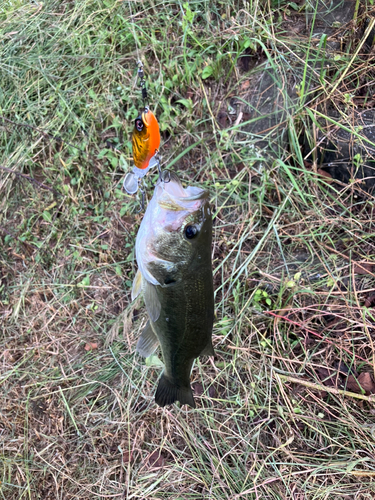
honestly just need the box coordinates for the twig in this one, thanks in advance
[0,165,62,196]
[275,373,375,402]
[264,310,368,362]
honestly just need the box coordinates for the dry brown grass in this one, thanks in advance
[2,0,375,499]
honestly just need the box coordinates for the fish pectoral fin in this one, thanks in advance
[200,340,215,357]
[131,269,143,301]
[144,281,161,322]
[136,320,159,358]
[155,374,196,408]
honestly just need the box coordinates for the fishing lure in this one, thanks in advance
[132,108,160,170]
[123,62,161,198]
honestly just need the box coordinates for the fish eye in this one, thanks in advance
[135,117,144,132]
[185,225,198,239]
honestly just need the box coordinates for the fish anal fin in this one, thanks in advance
[131,269,143,301]
[144,282,161,322]
[155,374,196,408]
[200,340,215,357]
[136,321,159,358]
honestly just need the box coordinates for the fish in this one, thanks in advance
[132,172,214,408]
[131,109,160,170]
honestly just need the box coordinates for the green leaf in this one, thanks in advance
[176,98,193,111]
[119,155,128,170]
[81,65,94,75]
[243,38,252,49]
[79,276,90,287]
[326,277,336,288]
[183,2,194,22]
[145,355,164,368]
[97,148,109,160]
[202,65,213,79]
[42,211,52,222]
[318,34,327,49]
[120,205,128,217]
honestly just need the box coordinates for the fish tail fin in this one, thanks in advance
[155,374,196,409]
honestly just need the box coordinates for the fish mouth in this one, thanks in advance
[157,171,208,211]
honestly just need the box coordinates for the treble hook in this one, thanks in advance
[155,152,162,179]
[137,186,146,213]
[161,170,171,183]
[153,153,170,184]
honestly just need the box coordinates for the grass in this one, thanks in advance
[1,0,375,498]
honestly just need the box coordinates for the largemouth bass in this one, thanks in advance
[132,172,214,408]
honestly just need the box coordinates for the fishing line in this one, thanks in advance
[122,0,166,209]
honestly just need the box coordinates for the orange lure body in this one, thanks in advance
[132,109,160,170]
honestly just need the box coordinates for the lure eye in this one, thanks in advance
[135,117,144,132]
[185,225,198,239]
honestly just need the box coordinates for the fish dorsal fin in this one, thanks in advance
[136,320,159,358]
[131,269,143,301]
[144,281,161,322]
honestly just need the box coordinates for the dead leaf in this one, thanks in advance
[353,262,374,275]
[240,80,250,91]
[346,373,375,395]
[122,451,132,464]
[346,375,362,393]
[274,306,293,326]
[364,292,375,308]
[217,112,229,129]
[208,385,217,398]
[193,382,216,398]
[84,342,98,351]
[333,361,356,377]
[357,372,375,395]
[193,383,204,396]
[2,349,15,362]
[317,168,333,179]
[315,368,338,387]
[147,450,166,469]
[325,317,343,329]
[316,390,328,399]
